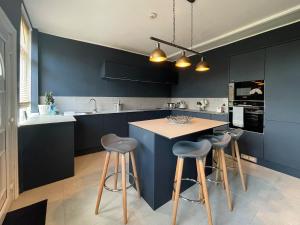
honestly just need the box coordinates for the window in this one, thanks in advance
[19,15,31,110]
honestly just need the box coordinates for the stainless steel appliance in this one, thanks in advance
[167,103,176,109]
[229,80,264,102]
[229,80,264,133]
[229,102,264,133]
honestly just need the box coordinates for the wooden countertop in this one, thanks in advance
[129,117,228,139]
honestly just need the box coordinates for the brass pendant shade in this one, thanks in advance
[149,43,167,62]
[149,0,211,72]
[175,51,191,68]
[195,57,210,72]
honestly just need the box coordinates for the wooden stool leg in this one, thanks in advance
[220,149,233,211]
[198,159,213,225]
[121,154,128,224]
[95,152,111,215]
[215,150,221,184]
[196,159,204,203]
[171,158,184,225]
[114,152,119,190]
[172,158,180,200]
[218,152,225,190]
[130,151,141,198]
[231,141,238,175]
[234,141,247,191]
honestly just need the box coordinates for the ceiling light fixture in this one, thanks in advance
[149,0,210,72]
[195,56,210,72]
[176,51,192,68]
[149,42,167,62]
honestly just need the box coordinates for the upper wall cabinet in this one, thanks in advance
[101,61,177,84]
[229,49,265,82]
[265,40,300,123]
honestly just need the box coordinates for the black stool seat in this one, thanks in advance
[198,133,231,149]
[101,134,138,153]
[172,140,212,159]
[228,128,244,141]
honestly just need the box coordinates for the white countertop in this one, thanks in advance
[69,108,227,116]
[129,117,228,139]
[18,115,76,127]
[18,108,227,127]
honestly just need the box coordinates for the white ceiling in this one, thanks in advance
[24,0,300,59]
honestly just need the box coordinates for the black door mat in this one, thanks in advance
[3,199,48,225]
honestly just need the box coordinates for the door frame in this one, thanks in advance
[0,6,18,224]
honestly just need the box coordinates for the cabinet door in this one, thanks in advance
[102,113,128,137]
[230,49,265,82]
[264,121,300,171]
[211,114,229,131]
[238,131,264,158]
[265,40,300,123]
[74,115,103,152]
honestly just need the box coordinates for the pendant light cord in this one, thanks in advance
[190,3,193,50]
[173,0,176,44]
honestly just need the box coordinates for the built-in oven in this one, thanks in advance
[228,80,264,133]
[229,80,264,101]
[229,102,264,133]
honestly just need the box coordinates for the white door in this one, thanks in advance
[0,36,6,211]
[0,7,18,222]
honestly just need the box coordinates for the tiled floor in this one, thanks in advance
[10,152,300,225]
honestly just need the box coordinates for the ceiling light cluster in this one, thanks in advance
[149,0,210,72]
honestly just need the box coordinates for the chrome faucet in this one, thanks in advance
[89,98,97,113]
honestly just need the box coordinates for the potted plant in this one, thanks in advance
[38,92,55,115]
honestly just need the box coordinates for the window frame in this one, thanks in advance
[19,5,32,109]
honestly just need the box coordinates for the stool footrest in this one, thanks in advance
[173,178,204,204]
[104,171,137,192]
[204,165,224,184]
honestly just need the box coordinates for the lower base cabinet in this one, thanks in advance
[18,122,75,192]
[264,120,300,172]
[238,131,264,159]
[75,110,170,155]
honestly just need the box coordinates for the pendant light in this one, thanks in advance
[149,0,211,72]
[176,51,191,68]
[195,56,210,72]
[149,42,167,62]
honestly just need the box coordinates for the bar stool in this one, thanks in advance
[229,129,247,191]
[95,134,140,224]
[214,129,247,191]
[198,133,233,211]
[171,140,213,225]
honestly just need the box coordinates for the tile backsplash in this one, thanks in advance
[39,96,228,113]
[171,98,228,112]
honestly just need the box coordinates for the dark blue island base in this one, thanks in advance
[129,125,213,210]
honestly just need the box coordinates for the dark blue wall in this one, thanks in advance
[171,22,300,97]
[0,0,22,30]
[38,33,173,97]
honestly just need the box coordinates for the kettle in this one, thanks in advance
[178,101,187,109]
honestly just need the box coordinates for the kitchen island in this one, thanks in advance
[129,117,228,210]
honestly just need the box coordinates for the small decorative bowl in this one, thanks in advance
[166,115,191,124]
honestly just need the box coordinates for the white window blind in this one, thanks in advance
[19,16,31,107]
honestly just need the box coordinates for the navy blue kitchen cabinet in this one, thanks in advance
[211,114,229,131]
[101,61,177,84]
[171,110,212,119]
[238,131,264,159]
[75,110,170,155]
[264,120,300,177]
[265,40,300,123]
[229,49,265,82]
[102,113,128,137]
[18,122,75,192]
[74,114,104,155]
[127,110,170,122]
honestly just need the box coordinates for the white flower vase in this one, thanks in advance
[38,105,50,115]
